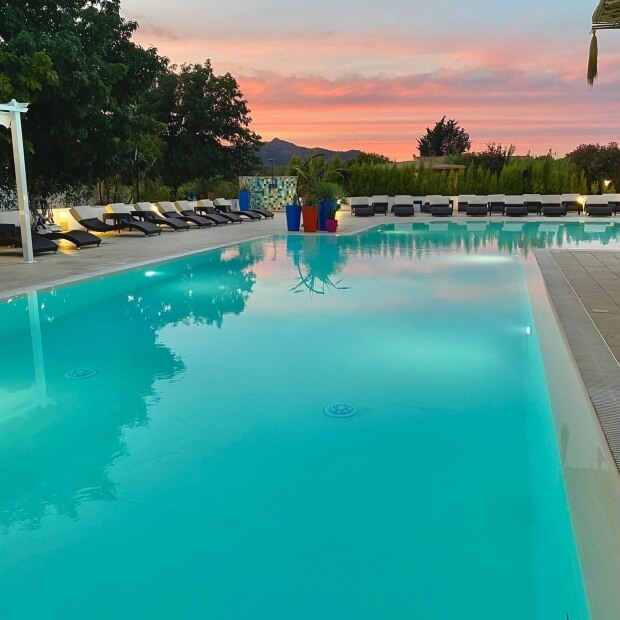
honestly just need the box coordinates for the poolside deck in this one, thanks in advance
[2,210,620,468]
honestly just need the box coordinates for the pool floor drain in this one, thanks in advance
[65,368,97,379]
[324,402,358,418]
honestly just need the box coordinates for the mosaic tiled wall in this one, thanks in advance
[240,176,297,212]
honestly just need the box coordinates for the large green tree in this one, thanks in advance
[565,142,620,192]
[0,0,164,197]
[145,61,262,192]
[417,116,471,157]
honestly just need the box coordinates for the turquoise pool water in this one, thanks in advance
[0,221,610,619]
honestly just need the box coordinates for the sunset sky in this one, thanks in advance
[121,0,620,161]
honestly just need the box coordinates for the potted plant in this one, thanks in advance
[301,195,319,233]
[238,177,251,211]
[313,180,348,232]
[285,193,302,232]
[290,154,346,232]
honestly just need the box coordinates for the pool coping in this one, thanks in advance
[527,251,620,619]
[535,250,620,470]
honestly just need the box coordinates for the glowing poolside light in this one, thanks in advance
[58,209,69,232]
[145,270,156,277]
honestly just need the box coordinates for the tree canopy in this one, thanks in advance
[144,61,261,192]
[417,117,471,157]
[0,0,262,201]
[448,142,516,176]
[565,142,620,193]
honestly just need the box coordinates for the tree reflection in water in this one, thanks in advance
[337,220,620,259]
[288,235,350,295]
[0,244,261,531]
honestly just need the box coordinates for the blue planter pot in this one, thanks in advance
[238,189,251,211]
[318,201,335,231]
[285,204,302,231]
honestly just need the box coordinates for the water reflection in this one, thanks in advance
[0,245,261,531]
[339,221,620,258]
[287,235,349,295]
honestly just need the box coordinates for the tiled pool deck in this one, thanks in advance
[2,211,620,469]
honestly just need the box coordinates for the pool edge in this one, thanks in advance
[528,249,620,619]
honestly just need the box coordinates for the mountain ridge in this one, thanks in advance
[259,138,363,167]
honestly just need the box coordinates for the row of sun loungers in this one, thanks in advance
[351,194,620,218]
[0,200,274,255]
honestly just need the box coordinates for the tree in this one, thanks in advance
[352,151,391,165]
[417,117,471,156]
[0,0,165,198]
[463,142,516,176]
[565,142,620,192]
[145,61,262,193]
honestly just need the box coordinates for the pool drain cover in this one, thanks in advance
[324,402,358,418]
[65,368,97,380]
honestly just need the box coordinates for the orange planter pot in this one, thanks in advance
[302,207,318,232]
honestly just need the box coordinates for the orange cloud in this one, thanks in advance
[129,21,620,160]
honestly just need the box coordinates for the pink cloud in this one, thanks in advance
[129,23,620,160]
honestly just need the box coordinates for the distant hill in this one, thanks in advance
[259,138,364,167]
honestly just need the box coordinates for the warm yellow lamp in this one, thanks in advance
[58,209,69,232]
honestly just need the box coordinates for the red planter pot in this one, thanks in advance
[302,207,318,232]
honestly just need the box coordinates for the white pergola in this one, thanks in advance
[0,99,33,262]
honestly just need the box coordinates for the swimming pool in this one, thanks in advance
[1,221,619,618]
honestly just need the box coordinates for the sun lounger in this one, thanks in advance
[40,229,101,248]
[105,203,161,236]
[604,193,620,213]
[370,195,389,215]
[155,201,213,227]
[195,199,230,224]
[457,195,475,213]
[349,197,372,216]
[465,196,488,216]
[31,210,101,247]
[183,200,242,224]
[133,202,190,230]
[0,211,59,254]
[393,195,415,217]
[585,195,613,216]
[540,195,567,216]
[487,194,505,215]
[215,198,273,219]
[211,198,261,221]
[22,205,101,248]
[212,198,232,212]
[503,196,528,217]
[523,194,542,214]
[70,205,120,233]
[427,195,453,217]
[561,193,583,214]
[13,229,58,254]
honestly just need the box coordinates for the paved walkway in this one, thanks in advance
[537,250,620,469]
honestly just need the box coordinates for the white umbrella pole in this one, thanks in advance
[9,105,34,263]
